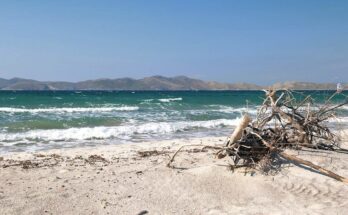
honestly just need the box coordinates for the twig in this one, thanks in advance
[166,144,224,167]
[279,151,348,184]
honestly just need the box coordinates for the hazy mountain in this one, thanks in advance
[271,81,338,90]
[0,76,343,90]
[0,78,10,88]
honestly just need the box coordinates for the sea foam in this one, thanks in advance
[209,105,259,115]
[158,97,183,102]
[0,106,139,113]
[0,118,239,143]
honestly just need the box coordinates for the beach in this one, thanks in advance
[2,1,348,214]
[1,132,348,215]
[0,91,347,214]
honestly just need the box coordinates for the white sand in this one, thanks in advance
[0,134,348,215]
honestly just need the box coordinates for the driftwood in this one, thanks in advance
[228,114,251,147]
[167,89,348,184]
[279,152,348,184]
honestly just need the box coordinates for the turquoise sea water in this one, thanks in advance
[0,90,347,153]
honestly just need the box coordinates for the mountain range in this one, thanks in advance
[0,76,343,90]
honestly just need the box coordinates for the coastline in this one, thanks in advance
[1,134,348,215]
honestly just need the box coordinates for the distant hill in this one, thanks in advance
[270,81,340,90]
[0,76,344,90]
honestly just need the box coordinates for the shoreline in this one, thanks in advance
[1,135,348,214]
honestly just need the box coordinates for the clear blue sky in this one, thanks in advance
[0,0,347,84]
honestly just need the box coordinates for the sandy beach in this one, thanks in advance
[1,131,348,215]
[2,0,348,214]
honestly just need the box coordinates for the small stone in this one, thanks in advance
[137,210,148,215]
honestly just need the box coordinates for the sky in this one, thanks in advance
[0,0,347,84]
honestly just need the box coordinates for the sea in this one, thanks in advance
[0,90,347,153]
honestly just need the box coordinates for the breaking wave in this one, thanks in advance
[0,118,239,143]
[339,106,348,110]
[0,106,139,113]
[158,97,183,102]
[209,105,259,115]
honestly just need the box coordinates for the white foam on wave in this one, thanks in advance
[339,106,348,110]
[158,97,183,102]
[210,105,259,115]
[143,99,154,102]
[328,116,348,123]
[0,118,239,143]
[140,99,155,104]
[0,106,139,113]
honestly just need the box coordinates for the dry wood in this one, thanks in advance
[166,89,348,184]
[279,151,348,184]
[227,114,251,147]
[167,144,224,167]
[251,131,348,183]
